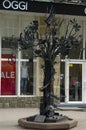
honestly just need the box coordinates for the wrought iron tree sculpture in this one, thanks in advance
[18,7,81,118]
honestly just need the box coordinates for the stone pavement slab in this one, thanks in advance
[0,108,86,130]
[0,108,39,130]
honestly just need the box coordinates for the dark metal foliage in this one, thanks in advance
[18,8,81,117]
[19,20,39,49]
[19,16,81,60]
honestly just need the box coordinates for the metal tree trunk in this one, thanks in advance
[40,59,55,115]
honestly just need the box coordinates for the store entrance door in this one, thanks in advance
[68,63,82,102]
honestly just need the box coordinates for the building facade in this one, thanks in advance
[0,0,86,107]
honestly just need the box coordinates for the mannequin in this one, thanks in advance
[21,62,29,95]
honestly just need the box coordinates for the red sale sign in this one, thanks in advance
[1,54,16,95]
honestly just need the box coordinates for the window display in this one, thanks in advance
[1,54,16,95]
[0,12,35,96]
[0,10,85,97]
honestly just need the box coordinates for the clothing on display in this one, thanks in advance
[21,64,29,94]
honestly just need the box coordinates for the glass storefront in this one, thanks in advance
[0,11,62,96]
[0,12,35,96]
[0,8,86,103]
[1,36,34,96]
[60,17,86,103]
[60,17,85,102]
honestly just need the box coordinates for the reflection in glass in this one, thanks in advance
[1,37,18,58]
[21,48,33,59]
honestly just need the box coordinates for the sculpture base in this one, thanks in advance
[18,114,78,130]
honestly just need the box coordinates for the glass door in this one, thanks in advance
[69,63,82,101]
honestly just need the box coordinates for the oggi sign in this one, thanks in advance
[3,0,28,11]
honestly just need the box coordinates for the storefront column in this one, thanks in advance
[33,59,37,95]
[54,57,60,97]
[82,20,86,103]
[65,60,69,103]
[17,48,21,96]
[36,57,43,96]
[83,20,86,60]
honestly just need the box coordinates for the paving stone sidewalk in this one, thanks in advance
[0,108,86,130]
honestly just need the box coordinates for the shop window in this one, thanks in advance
[1,37,34,96]
[0,13,35,96]
[1,37,18,95]
[1,54,16,95]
